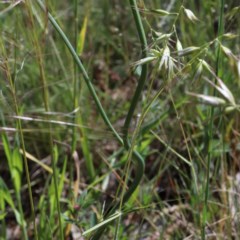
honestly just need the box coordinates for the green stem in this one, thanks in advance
[202,0,224,239]
[24,1,64,239]
[216,0,225,78]
[0,39,33,240]
[123,0,148,148]
[36,1,145,238]
[92,0,148,238]
[72,0,95,181]
[36,0,122,145]
[72,0,79,157]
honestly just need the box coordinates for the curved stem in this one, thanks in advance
[123,0,148,147]
[91,0,148,238]
[36,1,145,239]
[36,0,122,145]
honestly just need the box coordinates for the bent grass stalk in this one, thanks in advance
[119,0,148,211]
[122,0,148,148]
[92,0,148,237]
[91,89,165,240]
[36,0,146,238]
[36,0,123,144]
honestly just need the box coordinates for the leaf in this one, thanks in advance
[128,186,139,206]
[49,176,58,217]
[12,148,23,193]
[58,155,67,199]
[82,211,122,236]
[0,177,15,209]
[184,8,199,22]
[13,208,26,227]
[77,15,88,55]
[2,134,12,169]
[133,65,142,77]
[19,149,53,174]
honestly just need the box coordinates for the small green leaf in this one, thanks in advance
[58,155,67,199]
[12,148,23,193]
[2,134,12,169]
[134,65,142,77]
[13,208,26,227]
[0,177,15,208]
[128,186,139,206]
[77,15,88,55]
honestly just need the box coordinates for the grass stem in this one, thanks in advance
[202,0,225,239]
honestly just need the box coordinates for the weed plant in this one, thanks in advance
[0,0,239,239]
